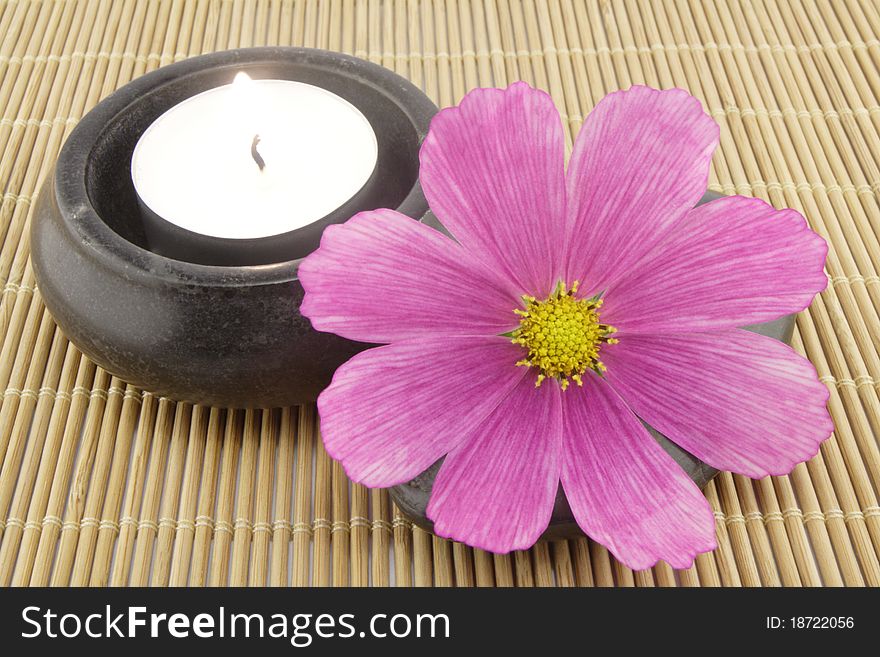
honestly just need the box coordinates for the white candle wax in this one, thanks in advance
[131,73,379,239]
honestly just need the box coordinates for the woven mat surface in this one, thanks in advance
[1,0,880,587]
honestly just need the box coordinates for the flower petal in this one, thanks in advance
[419,82,566,298]
[561,372,716,570]
[299,209,522,342]
[602,330,833,478]
[600,196,828,332]
[565,86,720,295]
[318,336,526,487]
[426,373,562,552]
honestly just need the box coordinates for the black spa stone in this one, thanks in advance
[390,190,798,541]
[31,47,437,408]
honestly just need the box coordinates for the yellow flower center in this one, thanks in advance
[511,281,618,390]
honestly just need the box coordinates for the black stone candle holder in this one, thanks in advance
[31,47,437,408]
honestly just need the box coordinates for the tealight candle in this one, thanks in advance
[131,72,379,260]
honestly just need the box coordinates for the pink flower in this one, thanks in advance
[298,83,832,570]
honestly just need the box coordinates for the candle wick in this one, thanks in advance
[251,134,266,171]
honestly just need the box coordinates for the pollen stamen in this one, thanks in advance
[510,281,617,390]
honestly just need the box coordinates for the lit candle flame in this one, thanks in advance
[233,72,266,172]
[233,71,254,87]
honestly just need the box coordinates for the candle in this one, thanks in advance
[35,46,437,404]
[131,72,379,241]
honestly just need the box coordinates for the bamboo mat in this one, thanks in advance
[0,0,879,588]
